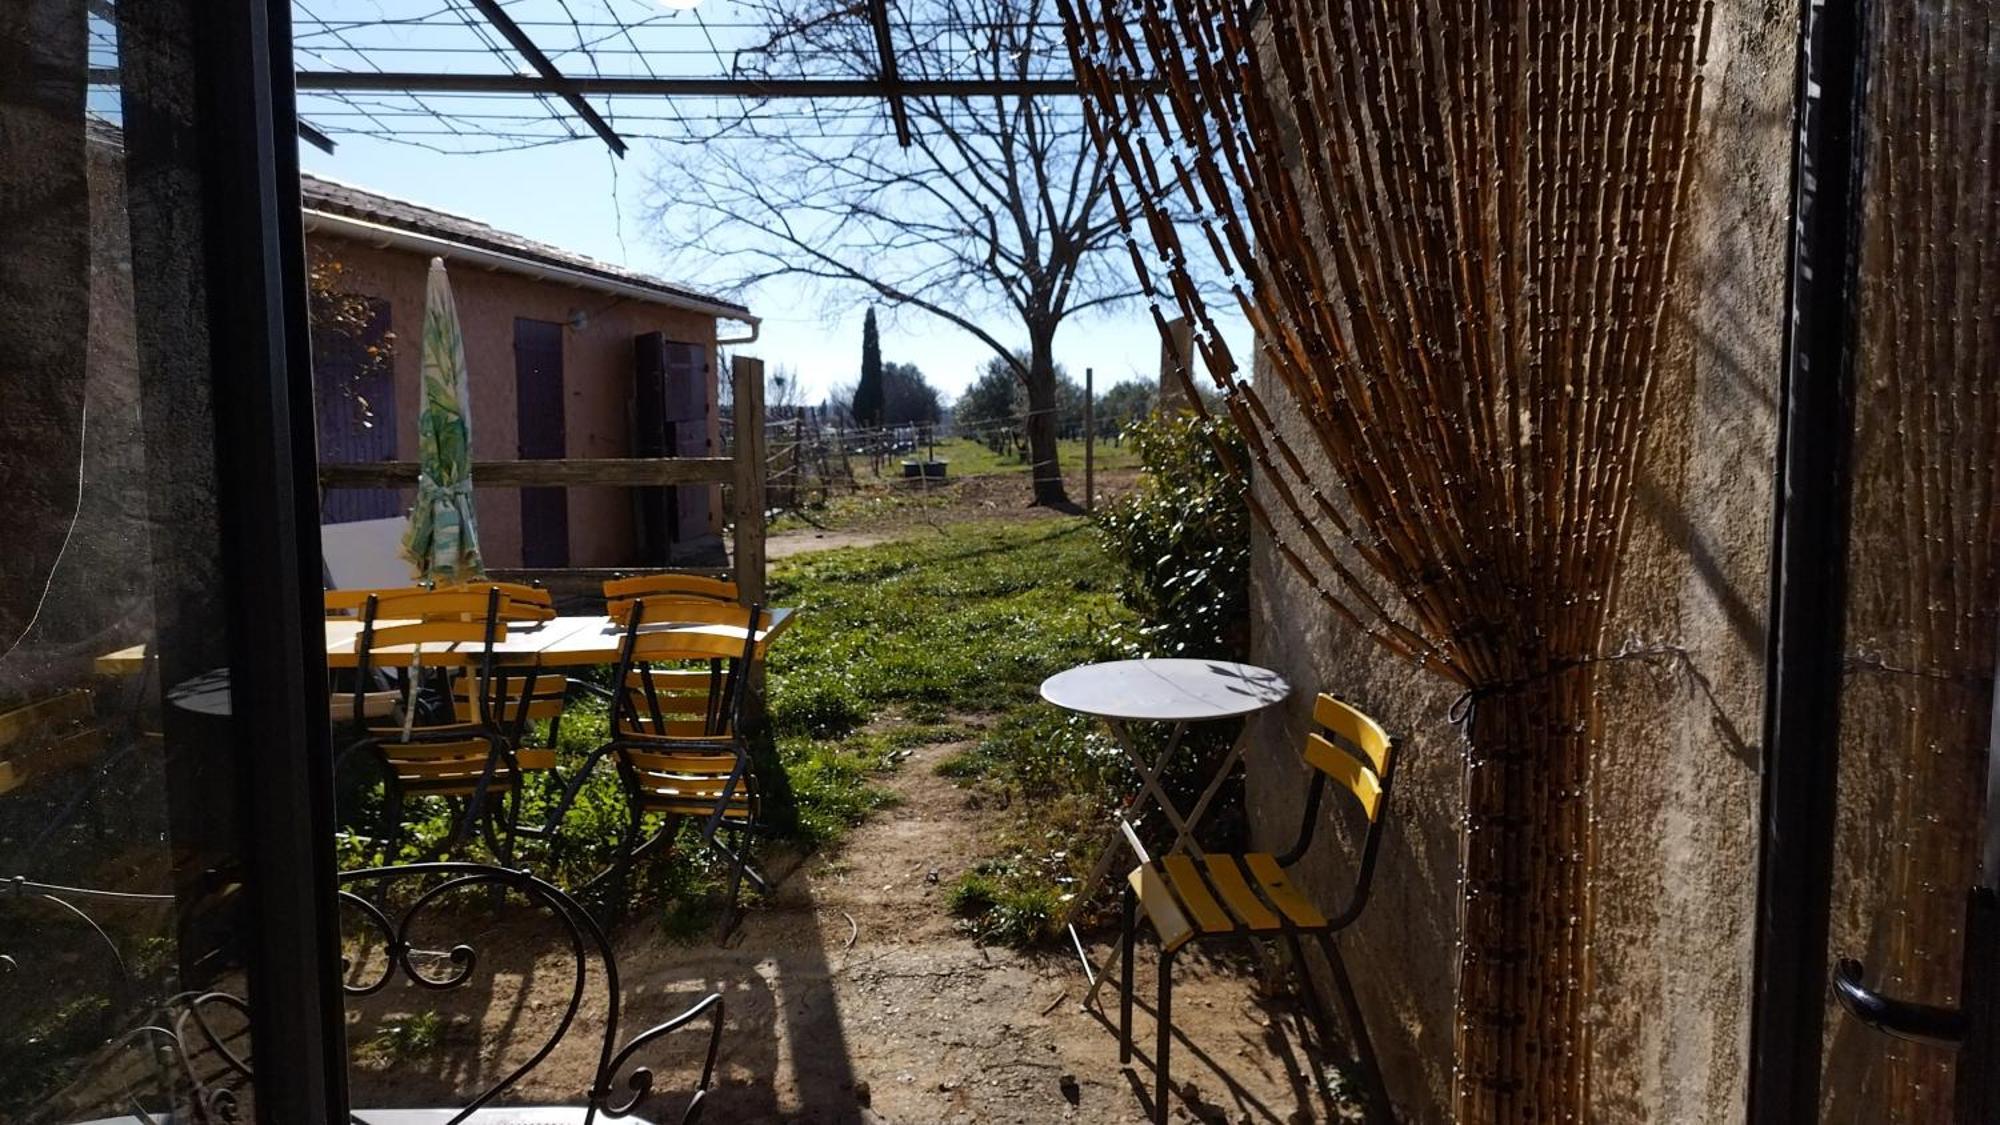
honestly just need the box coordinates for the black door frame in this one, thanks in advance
[1746,0,1870,1119]
[191,2,348,1120]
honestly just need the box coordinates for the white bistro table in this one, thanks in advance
[1039,658,1289,1004]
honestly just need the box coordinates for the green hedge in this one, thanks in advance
[1094,413,1250,660]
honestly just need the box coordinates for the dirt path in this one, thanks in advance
[768,528,899,559]
[611,736,1345,1124]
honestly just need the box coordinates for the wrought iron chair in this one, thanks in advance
[11,864,726,1124]
[1119,693,1399,1125]
[551,598,769,929]
[335,587,527,867]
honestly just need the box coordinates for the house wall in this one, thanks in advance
[306,234,723,569]
[1239,4,1795,1122]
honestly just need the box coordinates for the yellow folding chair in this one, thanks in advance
[1120,694,1400,1125]
[334,587,526,866]
[552,597,766,929]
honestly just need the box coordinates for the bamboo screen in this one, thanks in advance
[1060,2,1712,1120]
[1825,1,1999,1120]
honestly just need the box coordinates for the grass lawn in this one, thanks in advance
[764,518,1134,846]
[768,516,1240,946]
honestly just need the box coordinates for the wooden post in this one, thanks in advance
[792,415,805,510]
[730,355,767,611]
[728,354,793,831]
[1084,366,1095,513]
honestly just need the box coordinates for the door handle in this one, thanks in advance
[1833,958,1966,1047]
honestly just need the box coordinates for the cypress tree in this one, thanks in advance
[853,306,884,427]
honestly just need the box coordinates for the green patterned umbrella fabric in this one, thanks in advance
[400,257,484,583]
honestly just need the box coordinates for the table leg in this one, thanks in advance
[1123,721,1202,859]
[1168,739,1249,857]
[1071,721,1203,1011]
[1062,725,1151,921]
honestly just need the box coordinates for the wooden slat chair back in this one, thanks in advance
[606,595,775,632]
[337,588,526,866]
[327,582,555,622]
[449,672,564,773]
[437,580,558,621]
[1118,693,1401,1125]
[546,596,768,934]
[613,601,771,740]
[325,586,424,616]
[602,573,739,606]
[1295,693,1397,922]
[327,586,535,723]
[0,691,102,796]
[436,582,566,770]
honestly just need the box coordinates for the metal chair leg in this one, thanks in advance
[1120,882,1137,1064]
[1282,931,1338,1096]
[1156,948,1174,1125]
[1319,933,1396,1125]
[609,802,646,912]
[715,826,750,942]
[478,783,520,868]
[379,785,405,867]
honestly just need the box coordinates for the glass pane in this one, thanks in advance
[1822,1,2000,1119]
[2,4,263,1119]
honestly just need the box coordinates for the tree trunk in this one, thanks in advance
[1023,331,1069,507]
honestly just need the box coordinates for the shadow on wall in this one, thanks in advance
[1243,543,1465,1124]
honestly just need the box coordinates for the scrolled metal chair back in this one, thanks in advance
[337,861,723,1125]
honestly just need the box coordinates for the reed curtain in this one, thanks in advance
[1060,1,1711,1120]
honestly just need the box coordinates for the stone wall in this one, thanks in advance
[1239,3,1796,1121]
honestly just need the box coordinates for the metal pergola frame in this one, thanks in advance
[288,1,1115,152]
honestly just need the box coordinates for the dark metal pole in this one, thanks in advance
[1747,0,1870,1119]
[464,0,627,157]
[865,0,912,147]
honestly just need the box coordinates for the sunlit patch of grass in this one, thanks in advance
[360,1010,446,1061]
[946,859,1067,946]
[765,521,1132,731]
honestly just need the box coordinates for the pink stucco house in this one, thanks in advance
[301,174,756,568]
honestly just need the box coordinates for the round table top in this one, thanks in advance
[166,668,234,717]
[1039,658,1290,723]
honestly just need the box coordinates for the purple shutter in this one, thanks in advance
[314,299,399,523]
[514,318,568,567]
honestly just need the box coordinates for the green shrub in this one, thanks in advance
[1094,414,1250,660]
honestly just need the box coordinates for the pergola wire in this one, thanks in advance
[284,0,1122,154]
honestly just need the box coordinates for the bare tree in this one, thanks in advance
[648,0,1140,507]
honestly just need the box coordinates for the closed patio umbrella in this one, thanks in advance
[399,257,484,583]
